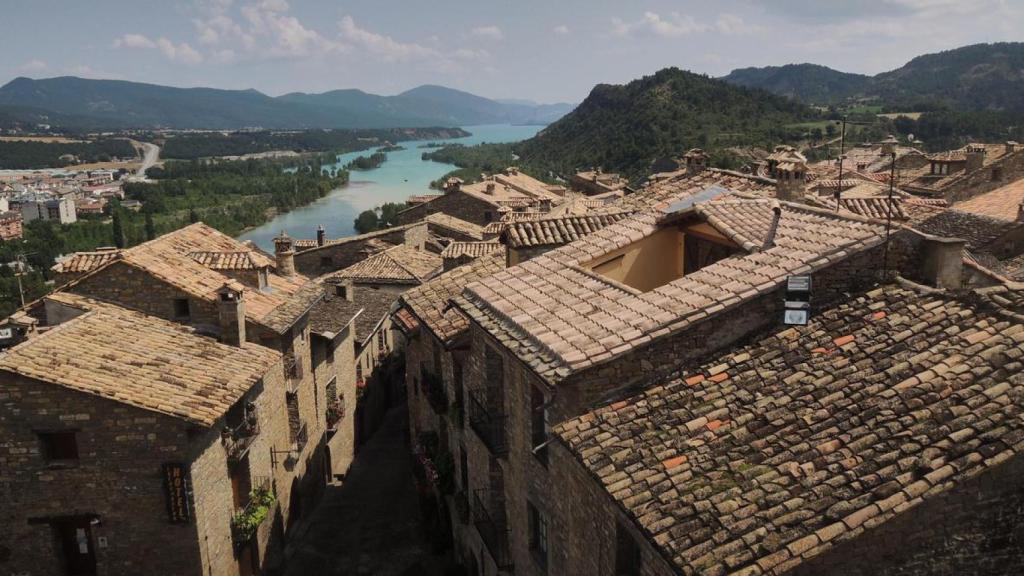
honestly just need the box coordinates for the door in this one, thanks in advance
[55,520,96,576]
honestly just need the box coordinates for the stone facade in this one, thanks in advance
[394,191,502,228]
[0,361,291,576]
[293,222,428,277]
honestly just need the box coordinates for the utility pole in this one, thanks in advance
[881,151,897,280]
[834,117,847,211]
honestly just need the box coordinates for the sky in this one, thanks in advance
[2,0,1022,103]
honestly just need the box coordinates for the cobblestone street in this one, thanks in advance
[284,406,452,576]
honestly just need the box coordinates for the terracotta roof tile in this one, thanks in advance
[502,211,635,248]
[556,285,1024,575]
[327,244,441,285]
[424,213,484,240]
[0,292,280,426]
[440,241,503,260]
[954,178,1024,221]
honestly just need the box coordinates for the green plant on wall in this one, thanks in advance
[231,486,276,544]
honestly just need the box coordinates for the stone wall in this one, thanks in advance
[317,323,358,478]
[293,222,428,276]
[0,359,289,576]
[67,261,220,329]
[394,192,499,228]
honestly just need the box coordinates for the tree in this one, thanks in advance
[353,210,379,234]
[145,213,157,241]
[112,209,127,249]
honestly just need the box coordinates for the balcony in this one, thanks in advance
[468,388,507,457]
[473,490,513,572]
[222,403,259,463]
[283,353,302,394]
[231,477,274,550]
[293,422,309,454]
[422,367,447,415]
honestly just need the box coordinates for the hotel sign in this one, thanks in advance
[162,462,192,524]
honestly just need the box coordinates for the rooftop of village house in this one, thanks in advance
[953,177,1024,221]
[913,209,1023,253]
[555,282,1024,576]
[292,221,421,252]
[324,243,441,286]
[398,250,505,344]
[440,240,503,260]
[308,282,397,347]
[454,182,891,385]
[500,210,636,249]
[900,142,1021,192]
[424,212,485,240]
[52,223,312,332]
[0,291,280,427]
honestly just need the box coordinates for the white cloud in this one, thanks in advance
[338,16,434,61]
[156,38,204,64]
[470,25,504,40]
[613,12,709,38]
[113,33,157,49]
[19,59,48,72]
[715,14,763,35]
[553,24,570,35]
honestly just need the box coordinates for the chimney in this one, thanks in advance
[922,237,965,290]
[485,182,496,195]
[273,231,296,277]
[444,177,463,194]
[880,135,898,157]
[217,282,246,346]
[334,279,355,302]
[965,145,985,173]
[1017,201,1024,223]
[1006,141,1019,154]
[775,161,807,202]
[316,225,326,247]
[685,148,709,176]
[762,201,782,250]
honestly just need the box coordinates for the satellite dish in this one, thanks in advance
[907,133,914,142]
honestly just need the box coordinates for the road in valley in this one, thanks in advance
[129,140,160,179]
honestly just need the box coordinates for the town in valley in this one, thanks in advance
[3,2,1024,575]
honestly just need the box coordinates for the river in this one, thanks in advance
[237,124,542,251]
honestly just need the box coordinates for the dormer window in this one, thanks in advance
[173,298,191,320]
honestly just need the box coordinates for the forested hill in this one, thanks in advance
[722,43,1024,113]
[0,77,574,130]
[514,68,816,181]
[722,64,871,105]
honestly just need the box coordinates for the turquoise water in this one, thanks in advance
[238,124,542,250]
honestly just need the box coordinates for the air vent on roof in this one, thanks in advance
[662,185,731,216]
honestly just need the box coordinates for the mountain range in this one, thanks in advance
[722,42,1024,112]
[0,77,574,130]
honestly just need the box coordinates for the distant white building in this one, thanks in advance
[21,197,77,225]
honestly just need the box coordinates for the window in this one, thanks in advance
[320,256,332,268]
[335,284,347,299]
[377,329,385,352]
[531,385,549,466]
[39,431,79,462]
[172,298,190,319]
[459,445,469,490]
[992,167,1003,182]
[528,501,549,569]
[356,360,363,382]
[615,522,642,576]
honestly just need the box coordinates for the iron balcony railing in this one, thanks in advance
[294,422,309,453]
[473,490,513,571]
[222,404,260,463]
[283,353,303,393]
[468,388,507,457]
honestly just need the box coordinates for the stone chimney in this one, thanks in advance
[316,225,326,247]
[485,182,496,195]
[1017,201,1024,223]
[684,148,709,176]
[880,135,898,157]
[1006,141,1019,155]
[774,160,807,202]
[922,237,965,290]
[443,177,463,194]
[273,231,296,277]
[965,145,986,173]
[217,282,246,347]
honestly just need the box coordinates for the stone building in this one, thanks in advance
[44,223,344,545]
[324,243,442,294]
[0,291,288,576]
[292,221,428,277]
[500,211,635,265]
[900,142,1024,202]
[431,178,962,575]
[440,241,504,271]
[553,283,1024,576]
[0,210,23,240]
[569,168,628,196]
[395,168,567,227]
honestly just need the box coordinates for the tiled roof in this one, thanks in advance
[187,250,260,270]
[556,284,1024,576]
[327,244,441,285]
[502,211,635,248]
[457,191,887,385]
[440,241,503,259]
[913,209,1022,250]
[59,223,308,329]
[953,178,1024,221]
[399,250,505,343]
[52,249,121,274]
[812,196,908,221]
[621,169,776,212]
[294,222,417,254]
[0,292,280,427]
[424,212,485,240]
[309,286,397,347]
[407,194,443,204]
